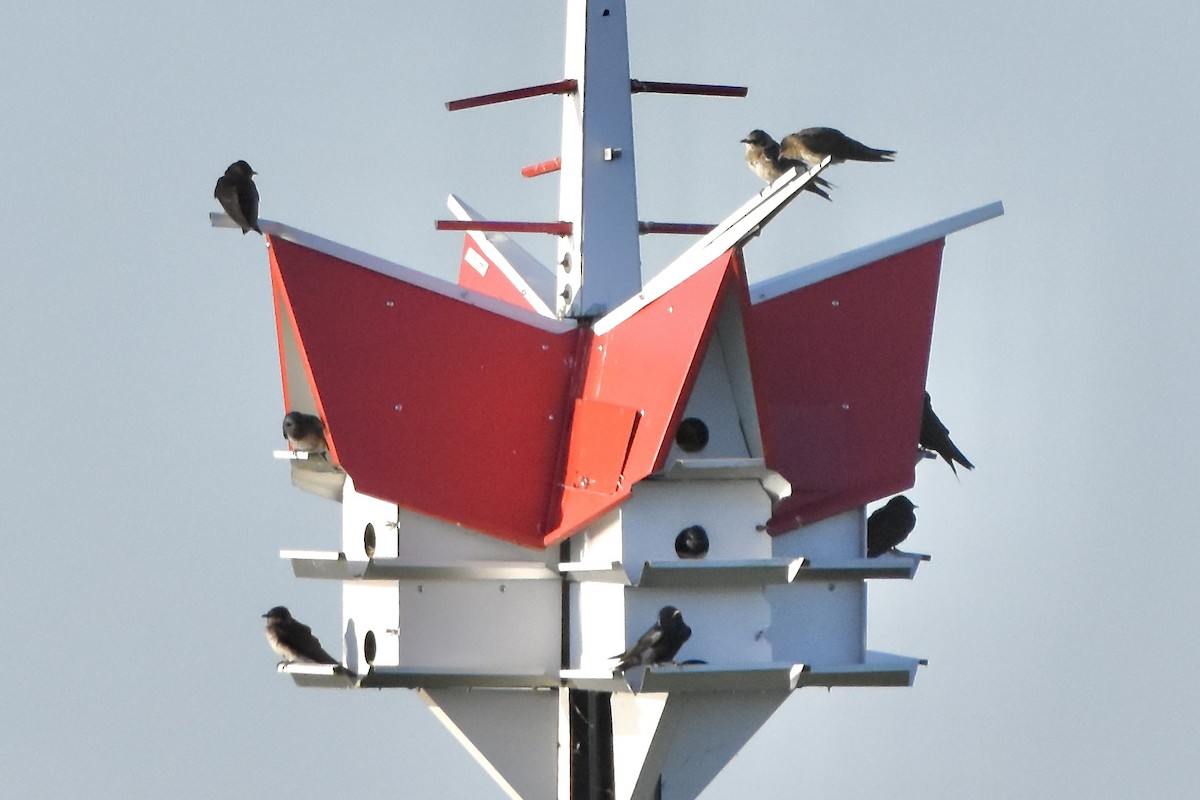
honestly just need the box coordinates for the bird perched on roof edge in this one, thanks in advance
[214,160,262,234]
[779,127,895,165]
[867,496,918,557]
[282,411,326,452]
[741,129,834,200]
[920,392,974,477]
[614,606,692,672]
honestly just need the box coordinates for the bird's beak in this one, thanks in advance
[261,613,269,618]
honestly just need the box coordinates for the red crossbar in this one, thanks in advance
[446,80,578,111]
[436,220,574,235]
[638,222,716,235]
[629,80,747,97]
[521,158,563,178]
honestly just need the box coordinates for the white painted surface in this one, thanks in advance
[772,507,864,561]
[663,321,751,461]
[342,477,398,558]
[572,579,627,669]
[396,578,560,671]
[609,691,790,800]
[766,580,866,667]
[396,508,559,565]
[592,157,832,335]
[557,0,643,317]
[210,211,575,334]
[611,693,667,800]
[422,688,560,800]
[711,291,764,459]
[619,480,773,582]
[653,692,790,800]
[748,200,1005,303]
[768,509,867,667]
[343,580,400,674]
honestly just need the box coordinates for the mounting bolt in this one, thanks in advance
[603,147,622,161]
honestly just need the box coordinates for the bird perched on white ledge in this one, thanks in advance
[741,129,833,200]
[262,606,355,678]
[614,606,693,671]
[867,496,917,558]
[214,160,262,235]
[282,411,326,453]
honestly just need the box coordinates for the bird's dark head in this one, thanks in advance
[227,160,257,177]
[658,606,682,625]
[262,606,291,621]
[282,411,321,439]
[741,129,771,146]
[889,495,917,512]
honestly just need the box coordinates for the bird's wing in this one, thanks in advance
[236,180,260,229]
[277,620,338,664]
[615,624,664,667]
[214,176,250,229]
[778,132,817,161]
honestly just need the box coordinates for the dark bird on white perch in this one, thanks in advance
[614,606,693,671]
[262,606,354,677]
[867,496,918,558]
[214,160,262,235]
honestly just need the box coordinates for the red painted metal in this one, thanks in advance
[437,220,573,236]
[268,235,581,548]
[548,251,737,542]
[743,240,946,536]
[638,222,715,235]
[562,399,641,496]
[521,158,562,178]
[629,80,747,97]
[445,79,577,111]
[267,233,739,548]
[455,236,542,314]
[267,226,946,547]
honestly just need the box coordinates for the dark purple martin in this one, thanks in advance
[867,496,917,558]
[779,127,895,165]
[282,411,326,452]
[741,130,833,200]
[214,160,262,235]
[614,606,692,672]
[262,606,355,678]
[920,392,974,477]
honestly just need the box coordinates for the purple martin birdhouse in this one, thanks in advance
[213,1,1002,798]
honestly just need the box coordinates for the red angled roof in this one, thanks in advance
[267,224,949,547]
[268,234,734,548]
[744,240,944,534]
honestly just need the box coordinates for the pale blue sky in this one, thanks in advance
[3,1,1199,798]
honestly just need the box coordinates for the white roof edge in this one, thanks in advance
[749,200,1005,304]
[446,194,558,319]
[209,212,575,334]
[593,158,834,335]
